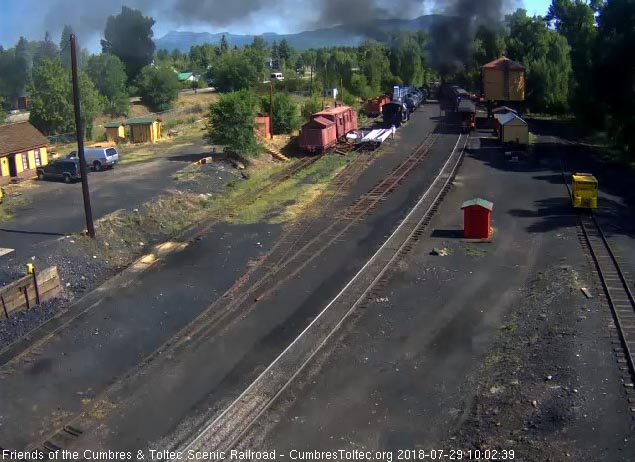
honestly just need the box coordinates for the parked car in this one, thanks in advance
[270,72,284,81]
[68,147,119,171]
[36,159,83,183]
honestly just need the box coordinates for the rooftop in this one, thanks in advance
[462,198,494,211]
[0,122,48,156]
[482,57,525,71]
[124,117,161,125]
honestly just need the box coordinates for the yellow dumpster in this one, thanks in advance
[572,173,598,209]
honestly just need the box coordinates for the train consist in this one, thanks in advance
[298,84,429,152]
[439,84,478,132]
[382,85,429,127]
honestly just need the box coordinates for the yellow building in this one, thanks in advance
[125,117,162,143]
[104,121,126,142]
[0,122,49,184]
[497,112,529,145]
[482,57,525,102]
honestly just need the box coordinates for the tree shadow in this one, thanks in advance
[431,229,464,239]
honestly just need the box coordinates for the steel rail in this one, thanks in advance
[180,134,467,454]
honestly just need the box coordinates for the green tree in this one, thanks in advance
[101,6,156,81]
[211,51,258,92]
[350,74,374,100]
[14,37,31,88]
[593,0,635,155]
[86,53,129,115]
[29,58,103,137]
[301,97,322,121]
[59,25,74,69]
[359,41,392,94]
[33,32,59,68]
[135,63,180,111]
[0,97,6,124]
[219,34,229,54]
[260,92,301,134]
[506,9,572,113]
[546,0,599,124]
[278,38,292,67]
[207,89,259,156]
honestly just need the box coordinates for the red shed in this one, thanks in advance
[462,198,493,239]
[255,115,271,139]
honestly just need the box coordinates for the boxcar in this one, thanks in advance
[312,106,358,140]
[571,173,598,209]
[299,116,337,152]
[363,95,391,117]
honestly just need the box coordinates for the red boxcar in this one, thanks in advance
[363,95,391,117]
[299,116,337,152]
[312,106,358,139]
[299,105,358,152]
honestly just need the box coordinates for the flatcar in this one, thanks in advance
[571,173,598,209]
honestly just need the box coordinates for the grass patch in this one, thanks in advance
[0,190,32,223]
[501,313,518,333]
[464,246,487,257]
[221,154,349,225]
[78,154,347,268]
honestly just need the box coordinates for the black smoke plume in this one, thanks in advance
[428,0,511,76]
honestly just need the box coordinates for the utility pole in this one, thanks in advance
[70,34,95,238]
[269,83,274,139]
[340,78,344,106]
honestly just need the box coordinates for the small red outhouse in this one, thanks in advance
[462,198,493,239]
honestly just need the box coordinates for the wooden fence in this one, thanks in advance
[0,266,61,320]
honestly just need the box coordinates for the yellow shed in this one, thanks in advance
[125,117,162,143]
[482,57,525,102]
[499,112,529,145]
[104,121,126,142]
[0,122,49,184]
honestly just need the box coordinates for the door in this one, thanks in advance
[8,155,18,177]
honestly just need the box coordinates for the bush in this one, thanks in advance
[260,92,301,134]
[207,89,260,156]
[301,97,322,121]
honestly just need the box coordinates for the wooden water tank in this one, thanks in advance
[482,57,525,102]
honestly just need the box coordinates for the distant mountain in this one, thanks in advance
[155,15,441,52]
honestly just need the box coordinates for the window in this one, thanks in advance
[34,149,41,167]
[22,153,29,171]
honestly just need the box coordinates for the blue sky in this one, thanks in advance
[0,0,555,51]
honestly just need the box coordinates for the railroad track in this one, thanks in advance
[577,212,635,389]
[179,133,468,454]
[22,131,445,454]
[560,161,635,409]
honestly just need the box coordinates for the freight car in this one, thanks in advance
[382,101,409,127]
[299,105,358,152]
[363,95,391,117]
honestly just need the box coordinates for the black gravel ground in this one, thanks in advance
[0,160,240,350]
[242,129,635,461]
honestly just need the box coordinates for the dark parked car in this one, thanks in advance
[36,159,84,183]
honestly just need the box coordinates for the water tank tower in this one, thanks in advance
[482,57,525,102]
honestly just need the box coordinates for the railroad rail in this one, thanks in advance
[179,134,468,454]
[25,132,446,454]
[560,161,635,407]
[577,212,635,383]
